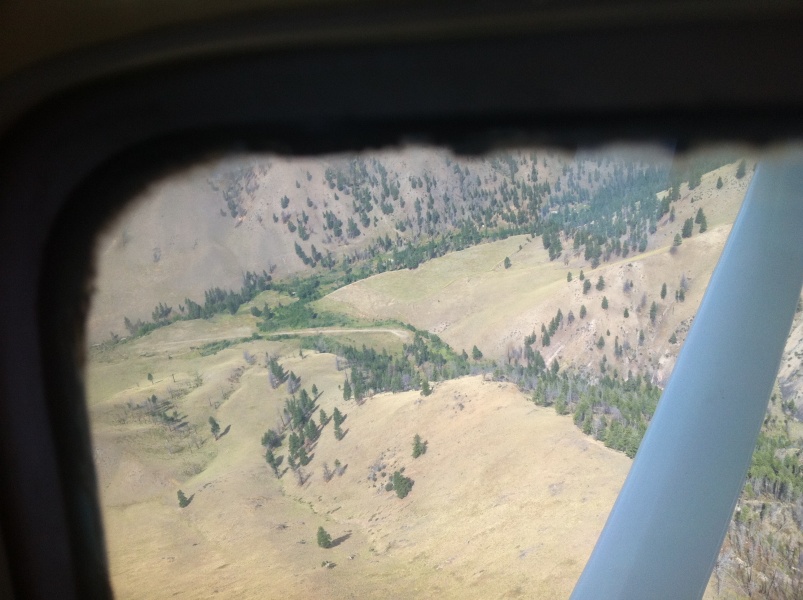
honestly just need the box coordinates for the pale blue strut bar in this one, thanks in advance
[571,153,803,599]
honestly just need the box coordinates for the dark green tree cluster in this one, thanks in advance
[543,309,564,338]
[391,470,414,499]
[284,388,317,430]
[530,372,660,458]
[123,270,272,337]
[303,331,469,400]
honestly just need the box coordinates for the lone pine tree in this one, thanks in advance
[209,416,221,440]
[317,526,332,548]
[412,434,427,458]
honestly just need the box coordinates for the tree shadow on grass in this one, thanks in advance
[219,424,232,439]
[330,532,352,548]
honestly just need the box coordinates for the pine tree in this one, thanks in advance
[420,376,431,396]
[567,271,572,282]
[583,279,592,294]
[177,490,191,508]
[472,345,483,360]
[580,305,587,319]
[601,296,608,310]
[650,301,658,324]
[661,283,667,300]
[332,407,344,428]
[265,449,280,477]
[716,176,723,189]
[304,418,318,442]
[412,434,427,458]
[596,276,605,291]
[579,270,585,281]
[736,159,746,179]
[342,378,352,401]
[317,526,332,548]
[623,308,629,318]
[682,218,694,238]
[209,416,221,440]
[504,256,511,269]
[673,233,682,247]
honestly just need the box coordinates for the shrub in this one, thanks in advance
[261,429,282,449]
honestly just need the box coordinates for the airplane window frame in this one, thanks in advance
[2,8,803,598]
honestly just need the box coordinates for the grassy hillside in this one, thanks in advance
[87,147,740,345]
[321,160,751,385]
[89,324,635,599]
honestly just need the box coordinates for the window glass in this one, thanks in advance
[86,146,800,598]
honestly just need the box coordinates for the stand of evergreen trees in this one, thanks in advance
[301,328,473,399]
